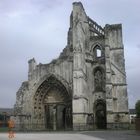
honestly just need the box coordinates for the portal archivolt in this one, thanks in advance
[33,75,72,130]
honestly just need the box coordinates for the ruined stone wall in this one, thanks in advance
[105,24,129,126]
[14,2,129,130]
[72,2,89,126]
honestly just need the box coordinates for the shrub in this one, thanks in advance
[135,100,140,118]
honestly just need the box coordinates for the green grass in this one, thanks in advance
[0,127,8,132]
[129,124,136,130]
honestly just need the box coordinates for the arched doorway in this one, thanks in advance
[95,100,106,129]
[44,87,72,130]
[33,75,72,130]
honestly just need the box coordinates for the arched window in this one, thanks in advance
[93,45,102,58]
[96,48,101,57]
[94,68,104,91]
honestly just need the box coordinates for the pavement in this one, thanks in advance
[81,130,140,140]
[0,130,140,140]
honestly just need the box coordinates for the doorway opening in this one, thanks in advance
[95,100,106,129]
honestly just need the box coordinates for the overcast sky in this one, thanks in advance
[0,0,140,109]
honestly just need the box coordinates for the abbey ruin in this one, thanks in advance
[14,2,129,130]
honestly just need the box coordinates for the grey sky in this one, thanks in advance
[0,0,140,109]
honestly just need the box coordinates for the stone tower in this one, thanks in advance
[14,2,129,130]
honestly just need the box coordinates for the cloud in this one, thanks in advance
[0,0,140,109]
[125,45,140,108]
[137,44,140,49]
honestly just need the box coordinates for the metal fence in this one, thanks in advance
[0,122,135,132]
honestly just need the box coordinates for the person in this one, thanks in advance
[8,119,15,139]
[8,119,15,129]
[8,130,15,139]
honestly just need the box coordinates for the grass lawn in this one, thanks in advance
[0,127,8,132]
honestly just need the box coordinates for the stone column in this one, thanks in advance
[72,2,89,130]
[53,107,56,130]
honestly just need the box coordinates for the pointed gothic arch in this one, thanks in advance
[91,43,104,61]
[33,74,72,130]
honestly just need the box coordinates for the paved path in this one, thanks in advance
[0,133,103,140]
[0,131,140,140]
[82,130,140,140]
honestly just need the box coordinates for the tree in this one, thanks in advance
[0,114,4,121]
[135,100,140,118]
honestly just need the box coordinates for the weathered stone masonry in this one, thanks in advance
[14,2,129,130]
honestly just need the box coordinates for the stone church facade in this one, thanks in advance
[14,2,129,130]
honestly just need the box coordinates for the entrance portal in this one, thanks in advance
[34,75,72,130]
[44,88,72,130]
[45,104,71,130]
[95,100,106,129]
